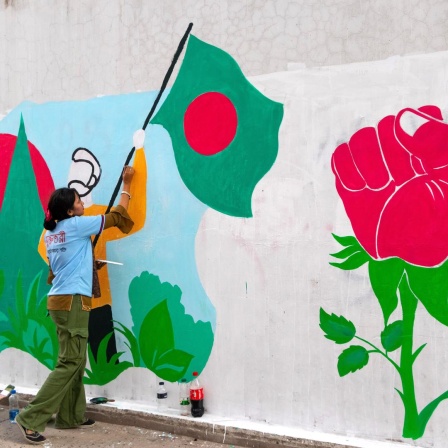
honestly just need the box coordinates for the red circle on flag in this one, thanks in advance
[184,92,237,156]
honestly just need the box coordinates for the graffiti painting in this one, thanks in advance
[0,35,283,386]
[320,105,448,439]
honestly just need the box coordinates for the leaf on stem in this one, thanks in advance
[337,345,369,377]
[319,308,356,344]
[411,343,427,365]
[331,234,359,247]
[381,320,404,352]
[330,252,370,270]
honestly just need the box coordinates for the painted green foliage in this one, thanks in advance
[0,119,212,386]
[84,272,214,385]
[84,332,133,385]
[322,234,448,439]
[129,272,214,382]
[152,35,284,218]
[0,118,56,366]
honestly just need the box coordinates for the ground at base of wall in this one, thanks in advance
[0,395,379,448]
[0,402,235,448]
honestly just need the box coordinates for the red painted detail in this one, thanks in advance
[184,92,238,156]
[0,134,55,210]
[332,105,448,267]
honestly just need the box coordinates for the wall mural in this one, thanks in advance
[320,105,448,439]
[0,35,283,386]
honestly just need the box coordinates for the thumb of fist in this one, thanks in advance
[133,129,146,149]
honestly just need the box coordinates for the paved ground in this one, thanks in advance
[0,394,357,448]
[0,404,240,448]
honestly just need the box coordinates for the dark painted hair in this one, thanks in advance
[43,187,78,231]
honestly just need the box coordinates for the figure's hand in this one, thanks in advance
[95,260,106,270]
[133,129,145,149]
[122,166,135,185]
[332,105,448,267]
[68,148,102,197]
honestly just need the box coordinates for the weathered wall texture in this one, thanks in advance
[2,1,448,448]
[1,0,448,110]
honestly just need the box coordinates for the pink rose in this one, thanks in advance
[332,105,448,267]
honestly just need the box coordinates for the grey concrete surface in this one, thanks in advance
[0,405,238,448]
[0,395,351,448]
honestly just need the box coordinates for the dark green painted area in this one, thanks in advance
[129,271,214,382]
[152,35,283,217]
[0,118,54,364]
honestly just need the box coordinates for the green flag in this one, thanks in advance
[152,35,283,217]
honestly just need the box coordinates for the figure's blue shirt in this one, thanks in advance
[45,216,104,296]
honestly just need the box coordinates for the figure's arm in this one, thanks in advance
[127,147,147,233]
[103,165,135,233]
[102,131,147,239]
[126,128,147,233]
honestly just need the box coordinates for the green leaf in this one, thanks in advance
[412,343,427,364]
[129,272,182,346]
[337,345,369,377]
[139,300,175,369]
[83,333,132,385]
[417,389,448,437]
[330,246,363,260]
[330,251,370,270]
[330,234,371,270]
[319,308,356,344]
[153,348,194,382]
[113,321,140,367]
[368,258,404,325]
[381,320,404,352]
[331,234,360,247]
[405,260,448,326]
[128,271,214,382]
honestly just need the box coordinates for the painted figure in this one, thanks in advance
[37,131,147,361]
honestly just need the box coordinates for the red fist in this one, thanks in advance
[332,105,448,267]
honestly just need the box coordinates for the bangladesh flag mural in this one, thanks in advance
[152,35,284,217]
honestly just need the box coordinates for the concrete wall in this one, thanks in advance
[1,0,448,111]
[2,1,448,447]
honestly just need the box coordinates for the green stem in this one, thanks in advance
[398,274,420,439]
[355,336,400,373]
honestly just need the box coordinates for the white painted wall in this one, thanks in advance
[198,54,448,447]
[2,1,448,447]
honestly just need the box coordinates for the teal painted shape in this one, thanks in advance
[129,271,214,382]
[0,117,54,363]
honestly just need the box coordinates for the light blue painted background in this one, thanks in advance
[0,91,215,361]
